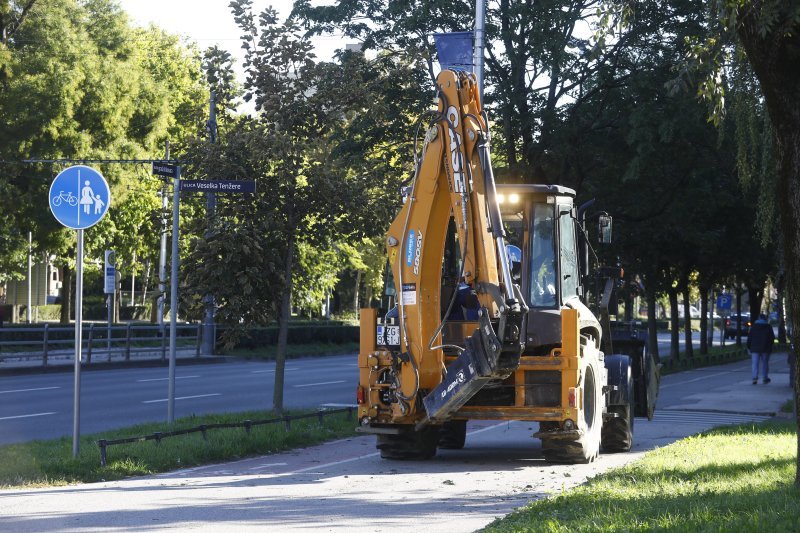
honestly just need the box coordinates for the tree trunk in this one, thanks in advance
[624,291,634,322]
[735,287,743,346]
[646,287,660,362]
[353,269,361,313]
[748,284,764,321]
[141,259,151,307]
[668,288,679,361]
[60,265,72,324]
[273,223,296,415]
[778,292,787,344]
[682,286,693,359]
[699,285,709,354]
[736,4,800,486]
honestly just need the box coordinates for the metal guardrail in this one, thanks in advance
[96,407,355,466]
[0,323,202,366]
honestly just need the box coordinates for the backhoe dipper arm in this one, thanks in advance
[382,70,525,424]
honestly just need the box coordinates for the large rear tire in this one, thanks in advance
[542,343,604,464]
[438,420,467,449]
[377,426,439,460]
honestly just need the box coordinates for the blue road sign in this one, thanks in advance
[717,294,733,310]
[49,165,111,230]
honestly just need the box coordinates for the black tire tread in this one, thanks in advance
[377,427,439,460]
[439,420,467,449]
[601,405,633,453]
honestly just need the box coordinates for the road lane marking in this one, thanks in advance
[251,368,299,374]
[136,376,200,383]
[248,462,288,471]
[660,370,734,389]
[142,393,221,404]
[0,386,60,395]
[293,380,346,388]
[0,412,56,421]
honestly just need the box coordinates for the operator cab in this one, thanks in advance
[438,184,600,356]
[497,184,597,355]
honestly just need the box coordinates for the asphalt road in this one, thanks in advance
[0,357,791,532]
[0,330,769,445]
[0,355,357,445]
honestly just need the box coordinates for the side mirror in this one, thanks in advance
[598,215,612,244]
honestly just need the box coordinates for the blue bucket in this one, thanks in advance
[433,31,474,71]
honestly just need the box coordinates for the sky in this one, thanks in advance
[118,1,344,71]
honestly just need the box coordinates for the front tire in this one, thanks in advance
[542,344,604,464]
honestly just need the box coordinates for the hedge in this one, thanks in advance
[216,325,359,348]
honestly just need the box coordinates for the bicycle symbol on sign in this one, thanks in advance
[52,191,78,207]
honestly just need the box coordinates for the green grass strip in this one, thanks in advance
[0,409,357,489]
[484,421,799,532]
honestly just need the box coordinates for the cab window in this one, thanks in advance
[530,203,556,307]
[559,206,579,301]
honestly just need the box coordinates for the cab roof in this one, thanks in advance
[496,183,576,197]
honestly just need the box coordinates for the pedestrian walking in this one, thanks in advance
[747,313,775,384]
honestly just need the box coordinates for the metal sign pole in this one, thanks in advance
[73,229,84,458]
[158,142,170,331]
[27,232,32,323]
[48,165,111,458]
[167,166,180,423]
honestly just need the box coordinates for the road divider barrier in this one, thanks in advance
[0,323,203,367]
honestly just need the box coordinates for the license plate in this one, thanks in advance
[377,325,400,347]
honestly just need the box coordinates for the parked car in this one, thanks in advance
[725,313,751,339]
[677,305,701,319]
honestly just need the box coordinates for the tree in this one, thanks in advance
[0,0,206,320]
[183,1,384,413]
[731,3,800,484]
[601,0,800,488]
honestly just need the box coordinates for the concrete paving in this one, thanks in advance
[660,351,794,415]
[0,356,794,532]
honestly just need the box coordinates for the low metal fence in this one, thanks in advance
[96,407,355,466]
[0,323,202,366]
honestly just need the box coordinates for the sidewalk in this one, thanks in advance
[662,351,795,418]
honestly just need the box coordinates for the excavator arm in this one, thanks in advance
[360,69,526,428]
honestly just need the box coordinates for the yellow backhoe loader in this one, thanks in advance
[356,69,658,463]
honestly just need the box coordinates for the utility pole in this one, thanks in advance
[158,141,169,332]
[201,90,217,356]
[473,0,486,101]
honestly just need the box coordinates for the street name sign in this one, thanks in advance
[152,162,178,178]
[180,180,256,193]
[49,165,111,229]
